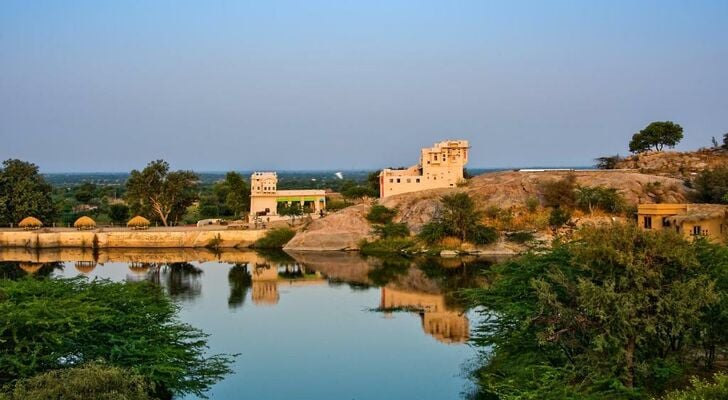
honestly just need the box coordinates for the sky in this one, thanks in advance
[1,0,727,172]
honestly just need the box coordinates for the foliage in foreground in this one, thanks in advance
[253,227,296,248]
[658,373,728,400]
[0,363,151,400]
[0,278,234,399]
[467,223,728,399]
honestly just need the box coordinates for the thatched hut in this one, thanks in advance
[18,217,43,230]
[73,216,96,230]
[127,215,151,230]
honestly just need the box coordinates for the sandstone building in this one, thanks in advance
[249,172,326,223]
[379,140,469,198]
[637,203,728,243]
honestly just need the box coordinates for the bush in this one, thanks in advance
[659,373,728,400]
[693,167,728,204]
[372,222,409,238]
[470,225,498,245]
[539,174,577,208]
[595,155,622,169]
[0,278,233,398]
[0,363,151,400]
[360,237,418,255]
[525,197,540,212]
[548,207,571,229]
[419,221,450,244]
[325,199,349,212]
[506,231,535,243]
[366,205,397,224]
[253,227,296,249]
[575,186,625,214]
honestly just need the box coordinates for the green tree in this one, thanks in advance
[1,363,151,400]
[73,182,97,204]
[575,186,624,214]
[659,373,728,400]
[0,278,233,398]
[367,170,382,197]
[468,224,726,398]
[108,203,129,225]
[278,202,303,223]
[366,205,397,224]
[222,172,250,217]
[693,166,728,204]
[125,160,199,226]
[0,159,56,226]
[595,155,622,170]
[539,174,577,209]
[723,132,728,149]
[419,193,497,245]
[629,121,684,153]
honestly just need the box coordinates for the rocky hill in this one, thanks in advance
[284,170,691,251]
[613,148,728,178]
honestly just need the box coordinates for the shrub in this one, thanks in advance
[575,186,625,214]
[253,227,296,249]
[506,231,535,243]
[325,199,349,212]
[0,363,151,400]
[484,205,503,219]
[594,155,622,169]
[693,167,728,204]
[366,205,397,224]
[372,222,409,238]
[548,207,571,229]
[0,278,233,398]
[525,196,540,212]
[539,174,577,208]
[360,237,418,255]
[470,225,498,245]
[659,373,728,400]
[419,221,449,244]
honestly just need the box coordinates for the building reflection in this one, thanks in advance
[249,262,325,306]
[380,287,469,344]
[74,261,97,274]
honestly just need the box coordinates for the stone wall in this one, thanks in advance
[0,229,265,249]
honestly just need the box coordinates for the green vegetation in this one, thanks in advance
[629,121,684,153]
[360,237,418,255]
[372,222,410,239]
[539,174,577,209]
[693,166,728,204]
[277,202,303,222]
[595,155,622,170]
[366,204,398,224]
[467,223,728,399]
[548,206,572,229]
[253,227,296,248]
[419,193,498,245]
[505,231,535,243]
[108,203,130,225]
[659,373,728,400]
[0,363,151,400]
[125,160,199,226]
[0,278,233,399]
[0,159,56,226]
[575,186,625,214]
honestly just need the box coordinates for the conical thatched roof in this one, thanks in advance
[18,216,43,230]
[73,216,96,230]
[127,215,151,229]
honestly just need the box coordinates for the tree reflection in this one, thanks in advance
[0,262,64,279]
[227,263,252,309]
[147,262,203,301]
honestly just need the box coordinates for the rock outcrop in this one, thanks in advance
[383,170,691,232]
[613,148,728,178]
[283,203,374,251]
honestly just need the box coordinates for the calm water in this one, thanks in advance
[1,248,496,399]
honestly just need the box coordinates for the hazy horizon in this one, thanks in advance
[2,1,727,172]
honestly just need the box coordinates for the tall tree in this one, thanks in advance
[222,172,250,217]
[629,121,684,153]
[125,160,198,226]
[0,159,56,225]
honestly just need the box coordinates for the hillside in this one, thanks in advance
[284,170,691,251]
[612,148,728,178]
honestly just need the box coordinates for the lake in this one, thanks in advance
[0,248,497,399]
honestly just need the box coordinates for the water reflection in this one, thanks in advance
[0,247,502,399]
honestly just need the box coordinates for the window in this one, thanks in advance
[643,216,652,229]
[396,178,400,183]
[692,225,702,236]
[434,155,438,161]
[416,178,420,183]
[389,179,393,183]
[406,178,411,183]
[662,217,670,228]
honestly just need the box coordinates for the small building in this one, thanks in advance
[379,140,469,198]
[249,172,326,223]
[637,203,728,243]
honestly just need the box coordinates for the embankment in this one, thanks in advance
[0,228,265,249]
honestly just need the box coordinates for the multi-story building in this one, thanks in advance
[249,172,326,223]
[637,203,728,243]
[379,140,469,198]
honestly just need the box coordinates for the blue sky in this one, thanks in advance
[1,0,727,172]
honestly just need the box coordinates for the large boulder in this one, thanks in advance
[284,203,374,251]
